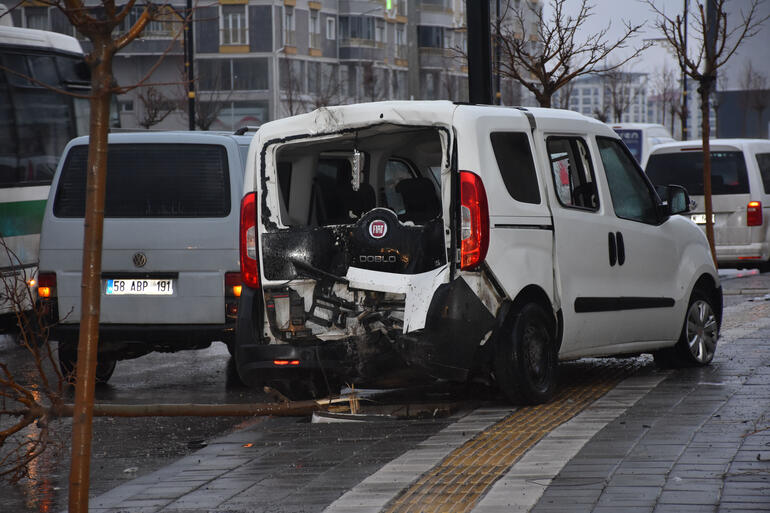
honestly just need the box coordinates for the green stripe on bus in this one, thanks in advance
[0,200,47,237]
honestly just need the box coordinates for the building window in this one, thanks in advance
[326,17,336,40]
[198,58,269,91]
[418,26,444,48]
[309,11,321,49]
[396,24,406,58]
[339,16,375,41]
[284,6,295,46]
[120,100,134,112]
[221,5,248,45]
[375,19,386,44]
[24,7,50,30]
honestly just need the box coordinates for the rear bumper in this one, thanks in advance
[49,323,234,359]
[715,242,770,267]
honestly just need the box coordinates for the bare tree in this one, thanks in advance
[361,62,383,103]
[137,86,176,129]
[740,61,768,138]
[601,67,640,122]
[557,79,575,109]
[652,64,682,134]
[648,0,769,265]
[496,0,651,108]
[280,57,307,116]
[308,63,341,109]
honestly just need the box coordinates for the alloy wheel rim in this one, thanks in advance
[686,299,718,363]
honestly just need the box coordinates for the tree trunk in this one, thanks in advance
[699,78,717,268]
[68,39,114,513]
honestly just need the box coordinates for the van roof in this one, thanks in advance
[648,138,770,154]
[66,131,254,147]
[254,101,610,141]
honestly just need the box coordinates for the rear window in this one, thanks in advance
[53,144,231,218]
[757,153,770,194]
[490,132,541,204]
[646,150,749,196]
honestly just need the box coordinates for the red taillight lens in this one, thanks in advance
[747,201,762,227]
[37,272,56,298]
[459,170,490,270]
[239,192,260,289]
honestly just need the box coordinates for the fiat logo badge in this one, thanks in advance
[368,220,387,239]
[132,252,147,268]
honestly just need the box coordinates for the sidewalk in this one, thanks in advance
[82,298,770,513]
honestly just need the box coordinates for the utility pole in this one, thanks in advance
[186,0,195,130]
[467,0,492,104]
[681,0,688,140]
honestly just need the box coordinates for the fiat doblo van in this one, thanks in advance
[235,102,721,403]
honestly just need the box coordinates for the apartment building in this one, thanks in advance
[10,0,535,130]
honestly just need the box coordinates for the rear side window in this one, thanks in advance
[646,150,749,196]
[756,153,770,194]
[490,132,541,204]
[54,144,231,218]
[546,136,599,210]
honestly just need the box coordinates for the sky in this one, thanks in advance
[546,0,770,90]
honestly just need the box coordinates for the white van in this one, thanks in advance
[38,131,253,382]
[645,139,770,270]
[235,102,720,403]
[611,123,675,167]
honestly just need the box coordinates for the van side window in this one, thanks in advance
[757,153,770,194]
[546,137,599,211]
[490,132,541,204]
[597,137,659,225]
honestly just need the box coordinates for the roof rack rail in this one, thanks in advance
[234,126,260,135]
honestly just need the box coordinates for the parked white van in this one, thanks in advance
[611,123,676,167]
[646,139,770,270]
[235,101,721,403]
[38,130,253,382]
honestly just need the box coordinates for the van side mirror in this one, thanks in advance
[667,185,690,215]
[656,184,690,218]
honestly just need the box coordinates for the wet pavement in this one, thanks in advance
[2,269,769,513]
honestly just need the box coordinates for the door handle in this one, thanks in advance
[608,232,617,266]
[616,232,625,266]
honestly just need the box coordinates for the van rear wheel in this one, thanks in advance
[494,303,558,405]
[58,341,117,384]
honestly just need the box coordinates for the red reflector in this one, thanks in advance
[273,360,300,366]
[747,201,762,227]
[738,256,762,260]
[239,192,260,289]
[459,171,490,270]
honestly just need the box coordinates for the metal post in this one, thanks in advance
[467,0,492,104]
[681,0,688,140]
[186,0,195,130]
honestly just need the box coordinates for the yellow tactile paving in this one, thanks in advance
[383,360,644,513]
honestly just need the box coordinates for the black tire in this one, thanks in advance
[494,303,558,405]
[58,341,117,384]
[653,286,718,368]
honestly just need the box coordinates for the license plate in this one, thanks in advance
[691,214,715,224]
[106,279,174,295]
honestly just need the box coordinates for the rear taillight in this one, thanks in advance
[239,192,260,289]
[37,272,56,299]
[748,201,762,226]
[460,170,489,270]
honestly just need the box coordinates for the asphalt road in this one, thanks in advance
[1,269,769,513]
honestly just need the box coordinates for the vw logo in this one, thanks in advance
[368,219,388,239]
[132,252,147,268]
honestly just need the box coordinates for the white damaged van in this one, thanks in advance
[235,101,721,403]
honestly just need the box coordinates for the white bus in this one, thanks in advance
[0,25,111,328]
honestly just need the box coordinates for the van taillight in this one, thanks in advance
[460,170,490,270]
[748,201,762,226]
[239,192,260,289]
[37,272,56,299]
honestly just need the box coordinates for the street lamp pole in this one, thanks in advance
[681,0,688,140]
